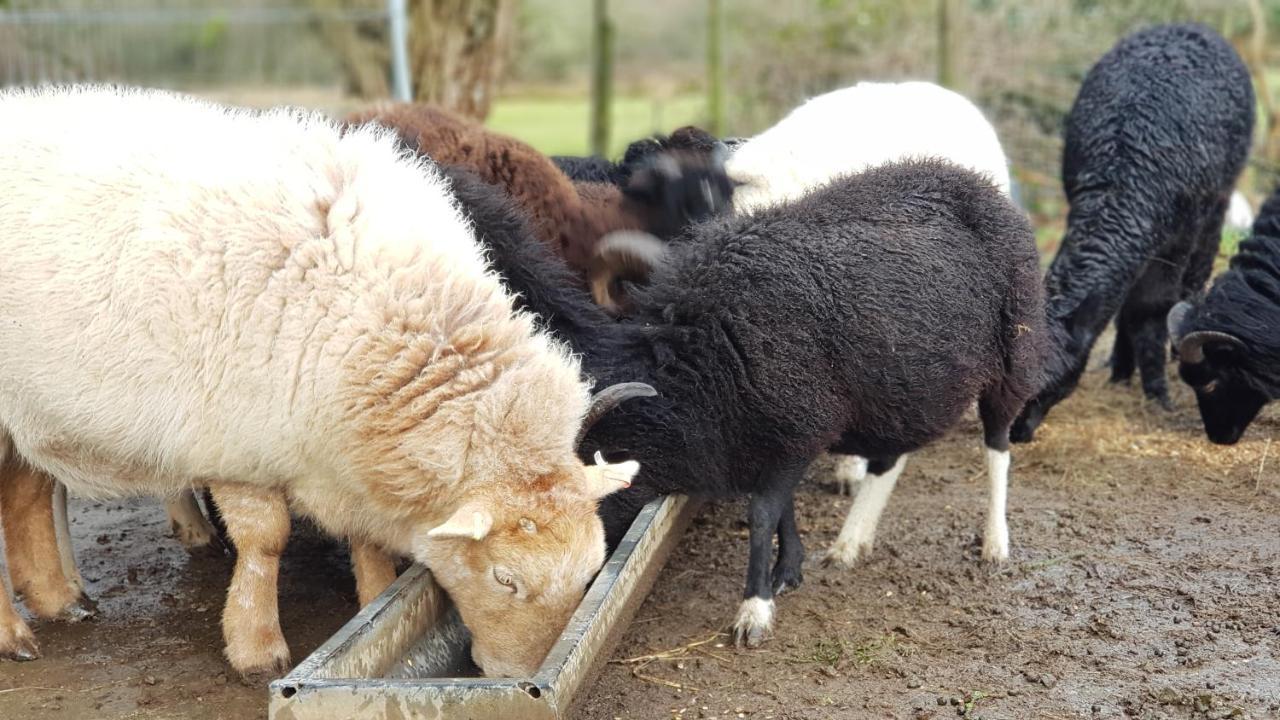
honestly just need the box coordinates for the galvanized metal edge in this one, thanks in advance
[268,494,699,720]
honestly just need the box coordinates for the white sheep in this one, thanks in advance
[728,81,1013,214]
[0,85,645,679]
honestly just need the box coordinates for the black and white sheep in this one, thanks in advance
[1010,23,1255,441]
[1167,187,1280,444]
[441,157,1045,647]
[552,125,725,185]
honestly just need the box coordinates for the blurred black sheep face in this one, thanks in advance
[1177,348,1268,445]
[622,150,734,239]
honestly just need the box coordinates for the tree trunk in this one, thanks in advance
[310,0,391,99]
[936,0,956,91]
[590,0,614,157]
[1246,0,1278,167]
[409,0,515,120]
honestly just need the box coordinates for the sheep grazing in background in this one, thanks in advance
[1168,187,1280,445]
[726,81,1012,214]
[1226,190,1255,233]
[1011,24,1255,441]
[349,104,732,283]
[553,125,725,184]
[443,157,1045,647]
[0,86,647,679]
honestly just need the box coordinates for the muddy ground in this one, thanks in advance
[578,358,1280,720]
[0,505,359,719]
[1,338,1278,720]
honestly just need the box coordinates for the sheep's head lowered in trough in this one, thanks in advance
[1167,301,1267,445]
[411,382,655,677]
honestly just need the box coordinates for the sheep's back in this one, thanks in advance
[0,86,515,494]
[639,159,1041,453]
[728,81,1012,213]
[1062,23,1254,205]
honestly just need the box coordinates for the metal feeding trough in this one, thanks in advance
[269,495,698,719]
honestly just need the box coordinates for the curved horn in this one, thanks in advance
[575,382,658,446]
[1178,331,1244,364]
[1166,301,1194,342]
[588,231,669,314]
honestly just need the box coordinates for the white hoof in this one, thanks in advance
[823,534,873,567]
[981,522,1009,563]
[731,597,774,648]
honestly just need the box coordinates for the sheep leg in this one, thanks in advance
[733,464,805,649]
[351,540,399,607]
[771,495,804,595]
[978,393,1020,562]
[1131,312,1174,409]
[824,455,908,567]
[831,453,868,496]
[1108,314,1136,385]
[0,561,37,661]
[165,490,227,556]
[210,482,292,682]
[51,482,85,596]
[0,463,96,621]
[0,458,39,660]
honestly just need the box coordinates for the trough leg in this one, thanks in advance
[165,489,226,555]
[824,455,908,566]
[1,463,96,621]
[210,482,293,682]
[733,460,806,648]
[351,541,399,607]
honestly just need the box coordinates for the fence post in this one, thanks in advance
[387,0,412,102]
[590,0,613,157]
[707,0,724,136]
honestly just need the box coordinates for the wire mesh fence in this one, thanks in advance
[0,0,1274,221]
[0,0,394,114]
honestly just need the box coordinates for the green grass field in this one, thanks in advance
[487,94,707,158]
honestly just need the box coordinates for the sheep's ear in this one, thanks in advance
[425,502,494,541]
[581,451,640,500]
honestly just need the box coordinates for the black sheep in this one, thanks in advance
[1167,188,1280,445]
[442,158,1045,648]
[553,125,724,184]
[1010,23,1254,442]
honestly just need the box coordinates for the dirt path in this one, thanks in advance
[577,366,1280,720]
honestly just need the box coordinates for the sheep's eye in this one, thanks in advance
[493,569,517,592]
[519,518,537,534]
[1202,380,1218,393]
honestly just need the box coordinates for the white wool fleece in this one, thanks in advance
[0,85,589,550]
[728,81,1013,213]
